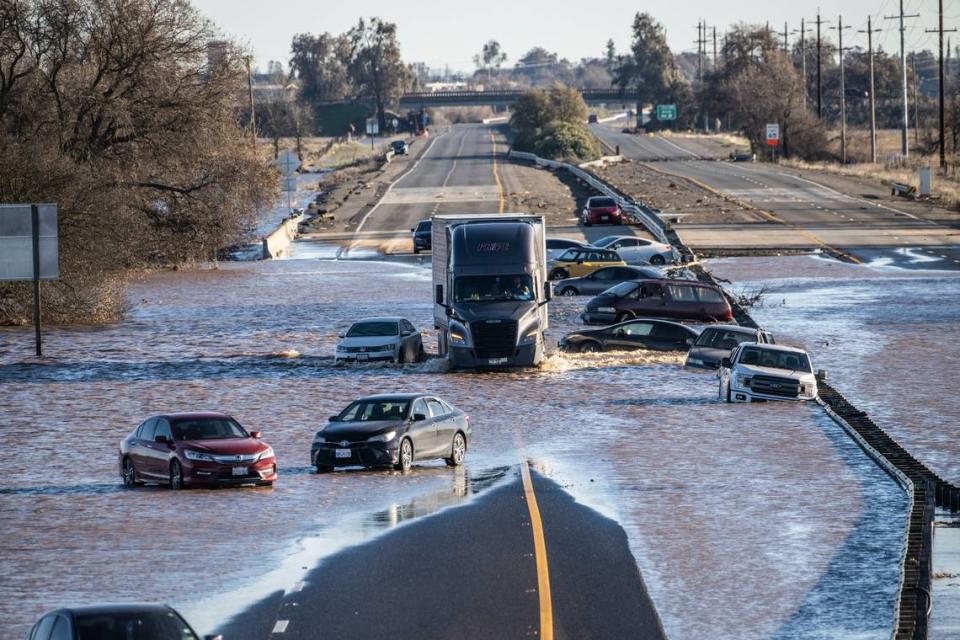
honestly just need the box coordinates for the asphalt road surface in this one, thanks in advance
[591,124,960,270]
[217,467,666,640]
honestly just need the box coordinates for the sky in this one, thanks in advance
[192,0,955,74]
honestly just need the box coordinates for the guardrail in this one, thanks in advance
[507,150,672,249]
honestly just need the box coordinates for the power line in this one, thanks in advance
[926,0,957,168]
[858,16,884,163]
[884,0,921,157]
[831,16,853,163]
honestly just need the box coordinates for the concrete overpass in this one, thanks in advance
[397,88,639,109]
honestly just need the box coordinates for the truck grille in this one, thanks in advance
[471,320,518,359]
[750,375,801,398]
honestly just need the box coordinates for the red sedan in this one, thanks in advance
[118,412,277,489]
[581,196,625,226]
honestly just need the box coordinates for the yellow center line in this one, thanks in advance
[490,131,505,214]
[520,459,553,640]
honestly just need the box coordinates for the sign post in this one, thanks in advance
[365,117,379,150]
[765,123,781,162]
[0,204,59,356]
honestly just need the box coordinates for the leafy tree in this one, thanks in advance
[613,13,682,108]
[347,18,412,132]
[537,120,601,161]
[474,40,507,79]
[289,32,354,104]
[509,86,599,161]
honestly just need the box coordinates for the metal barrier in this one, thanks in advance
[507,150,673,249]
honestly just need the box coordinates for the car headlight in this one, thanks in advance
[448,322,470,347]
[687,357,703,365]
[368,430,396,443]
[598,307,616,314]
[736,375,752,387]
[313,431,326,443]
[258,446,275,461]
[183,449,215,462]
[519,326,540,345]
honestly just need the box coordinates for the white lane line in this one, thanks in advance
[351,131,446,239]
[653,135,703,159]
[273,620,290,634]
[292,581,304,592]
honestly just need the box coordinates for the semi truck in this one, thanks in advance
[432,213,550,368]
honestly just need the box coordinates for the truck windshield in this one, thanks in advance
[739,347,812,372]
[454,275,535,302]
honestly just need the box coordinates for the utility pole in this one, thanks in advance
[832,17,852,163]
[713,25,718,70]
[783,22,789,54]
[810,13,829,120]
[927,0,957,170]
[794,19,812,110]
[695,21,708,132]
[886,1,921,158]
[245,55,256,152]
[859,17,883,163]
[913,57,921,145]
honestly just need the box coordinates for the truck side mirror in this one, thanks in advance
[544,281,553,301]
[816,369,828,382]
[435,284,444,305]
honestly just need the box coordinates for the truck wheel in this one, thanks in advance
[725,384,732,403]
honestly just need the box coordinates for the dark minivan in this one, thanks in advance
[582,278,733,324]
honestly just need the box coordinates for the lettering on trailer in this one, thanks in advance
[475,241,511,252]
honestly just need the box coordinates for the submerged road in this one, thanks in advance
[217,466,667,640]
[591,124,960,270]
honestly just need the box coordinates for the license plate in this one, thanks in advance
[335,449,351,459]
[356,353,368,361]
[232,466,247,476]
[601,216,609,221]
[487,357,508,365]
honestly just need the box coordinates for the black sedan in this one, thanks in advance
[554,265,663,297]
[26,604,215,640]
[560,318,700,353]
[312,393,470,473]
[411,219,431,254]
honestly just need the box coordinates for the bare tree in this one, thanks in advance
[347,18,411,132]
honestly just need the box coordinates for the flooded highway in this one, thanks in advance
[0,249,911,640]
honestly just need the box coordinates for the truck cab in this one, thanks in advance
[433,214,550,368]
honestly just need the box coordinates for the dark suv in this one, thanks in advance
[582,278,733,324]
[411,219,431,253]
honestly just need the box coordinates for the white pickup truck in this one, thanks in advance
[718,343,825,403]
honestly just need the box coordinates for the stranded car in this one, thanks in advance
[411,219,432,254]
[581,196,625,226]
[119,412,277,490]
[391,140,409,155]
[548,248,625,280]
[718,343,823,403]
[335,317,425,363]
[313,394,470,473]
[560,318,699,353]
[554,265,662,296]
[583,278,733,324]
[546,237,591,261]
[589,235,674,266]
[26,604,215,640]
[685,325,775,370]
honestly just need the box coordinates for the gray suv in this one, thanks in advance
[684,325,774,370]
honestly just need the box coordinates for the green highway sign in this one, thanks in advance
[656,104,677,121]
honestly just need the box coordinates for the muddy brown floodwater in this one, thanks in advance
[0,252,907,640]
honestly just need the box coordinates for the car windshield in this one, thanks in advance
[76,611,198,640]
[347,321,399,337]
[696,329,755,349]
[336,400,411,422]
[590,197,617,208]
[739,347,812,372]
[591,236,618,248]
[415,221,431,232]
[454,275,534,302]
[172,418,248,441]
[603,281,638,297]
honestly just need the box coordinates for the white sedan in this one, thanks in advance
[589,235,674,266]
[718,343,822,403]
[335,317,425,364]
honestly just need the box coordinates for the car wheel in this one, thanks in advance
[394,438,413,473]
[550,268,569,280]
[121,457,140,487]
[445,432,466,467]
[580,341,602,353]
[560,286,578,296]
[315,464,333,473]
[616,312,634,323]
[170,460,184,490]
[650,255,666,266]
